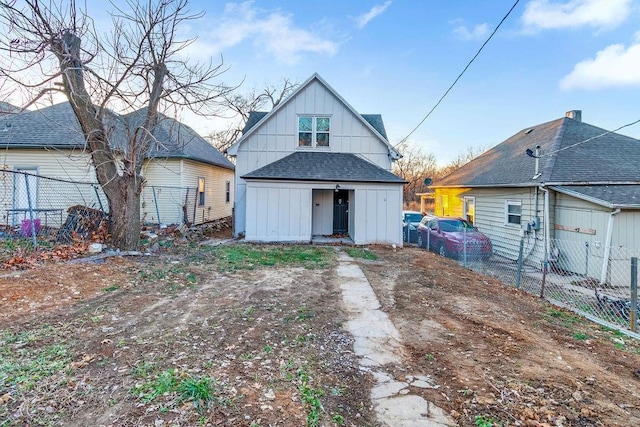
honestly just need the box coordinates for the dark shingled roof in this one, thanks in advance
[0,102,97,149]
[124,109,234,170]
[433,114,640,209]
[242,152,406,183]
[552,185,640,208]
[0,102,233,170]
[0,102,20,115]
[435,116,640,187]
[242,111,388,140]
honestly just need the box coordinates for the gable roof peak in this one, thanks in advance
[226,73,401,159]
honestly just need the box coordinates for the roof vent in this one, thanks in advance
[524,128,533,134]
[565,110,582,122]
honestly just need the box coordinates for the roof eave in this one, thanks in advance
[548,185,640,209]
[241,176,406,184]
[149,154,235,170]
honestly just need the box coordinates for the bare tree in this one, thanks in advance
[438,145,486,177]
[207,79,298,154]
[0,0,231,249]
[392,142,439,205]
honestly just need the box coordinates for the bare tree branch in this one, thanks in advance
[0,0,232,249]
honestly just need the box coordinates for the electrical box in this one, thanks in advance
[532,216,541,231]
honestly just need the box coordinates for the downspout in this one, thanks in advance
[600,208,621,285]
[540,185,551,263]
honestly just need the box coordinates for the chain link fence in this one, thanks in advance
[0,170,108,251]
[421,228,640,335]
[141,185,198,226]
[0,170,198,255]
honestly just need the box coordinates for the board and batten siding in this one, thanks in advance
[142,159,233,225]
[234,79,393,236]
[352,185,402,245]
[244,182,312,242]
[244,180,403,245]
[554,192,640,286]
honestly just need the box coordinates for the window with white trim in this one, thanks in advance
[298,116,330,147]
[505,200,521,225]
[463,196,475,224]
[198,177,205,206]
[225,181,230,204]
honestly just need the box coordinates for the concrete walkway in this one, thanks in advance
[336,251,456,427]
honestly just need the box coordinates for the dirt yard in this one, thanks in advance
[1,237,639,426]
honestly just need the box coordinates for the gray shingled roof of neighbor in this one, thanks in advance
[552,185,640,208]
[0,101,20,115]
[241,111,389,140]
[434,116,640,187]
[242,151,407,183]
[124,109,234,170]
[0,102,100,149]
[0,102,233,170]
[432,114,640,209]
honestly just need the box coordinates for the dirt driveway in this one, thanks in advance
[1,241,639,426]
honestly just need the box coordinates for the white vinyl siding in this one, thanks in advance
[0,149,99,227]
[144,159,234,225]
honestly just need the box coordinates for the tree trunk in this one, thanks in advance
[55,30,143,250]
[107,177,141,250]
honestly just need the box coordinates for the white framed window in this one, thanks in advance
[225,181,231,204]
[463,196,475,224]
[198,177,205,206]
[298,116,330,147]
[505,200,522,225]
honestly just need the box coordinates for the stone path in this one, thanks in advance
[336,251,456,427]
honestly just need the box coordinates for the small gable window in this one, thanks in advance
[505,200,521,225]
[298,116,330,148]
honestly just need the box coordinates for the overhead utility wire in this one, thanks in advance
[394,0,521,148]
[540,117,640,157]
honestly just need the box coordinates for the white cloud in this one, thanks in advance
[185,2,337,65]
[522,0,632,31]
[355,1,393,29]
[453,23,490,41]
[561,35,640,89]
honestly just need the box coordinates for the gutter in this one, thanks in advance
[600,208,621,285]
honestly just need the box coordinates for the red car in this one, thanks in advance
[416,216,492,260]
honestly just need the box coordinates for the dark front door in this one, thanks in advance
[333,190,349,234]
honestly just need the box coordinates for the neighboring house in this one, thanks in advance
[0,102,234,227]
[431,110,640,286]
[227,73,405,245]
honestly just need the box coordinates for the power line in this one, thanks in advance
[395,0,521,147]
[540,117,640,157]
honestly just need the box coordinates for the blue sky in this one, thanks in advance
[36,1,640,165]
[167,0,640,165]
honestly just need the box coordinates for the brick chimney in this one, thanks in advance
[565,110,582,121]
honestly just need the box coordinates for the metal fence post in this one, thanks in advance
[152,186,161,225]
[24,174,37,250]
[462,225,467,267]
[516,236,524,288]
[631,257,638,333]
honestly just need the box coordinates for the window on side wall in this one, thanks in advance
[225,181,230,203]
[463,196,475,224]
[198,177,205,206]
[298,116,330,148]
[505,200,521,225]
